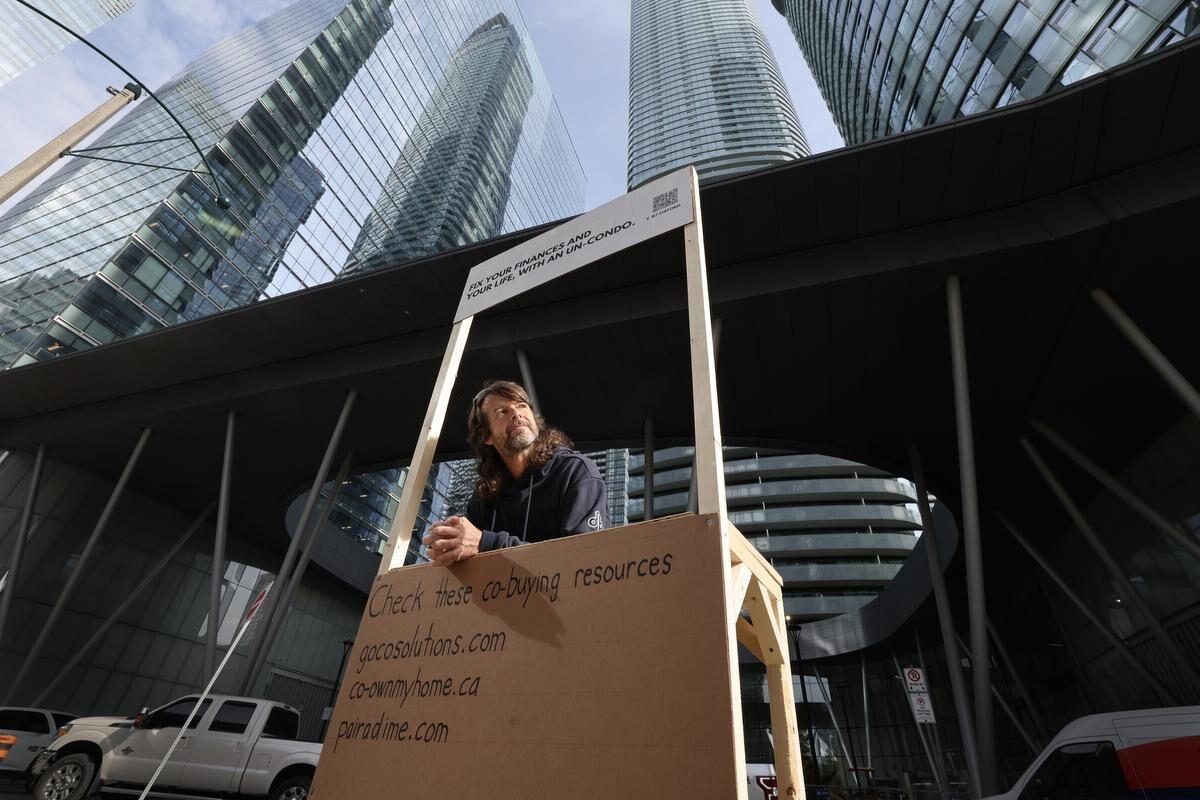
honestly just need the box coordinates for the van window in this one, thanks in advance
[1018,741,1129,800]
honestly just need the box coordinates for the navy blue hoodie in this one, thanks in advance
[467,446,608,550]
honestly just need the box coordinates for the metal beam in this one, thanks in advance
[996,513,1178,704]
[909,445,983,800]
[1031,419,1200,564]
[207,411,234,678]
[945,275,995,793]
[0,445,45,650]
[245,451,352,692]
[33,502,214,706]
[987,618,1050,746]
[955,633,1040,757]
[1020,437,1200,691]
[811,664,859,789]
[515,350,540,417]
[6,428,151,703]
[1092,288,1200,421]
[643,419,655,521]
[240,391,355,693]
[914,627,951,795]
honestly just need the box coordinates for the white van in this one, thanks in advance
[986,705,1200,799]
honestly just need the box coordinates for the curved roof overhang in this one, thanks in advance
[0,41,1196,637]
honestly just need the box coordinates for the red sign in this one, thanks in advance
[755,776,778,799]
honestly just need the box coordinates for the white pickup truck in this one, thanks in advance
[27,694,320,800]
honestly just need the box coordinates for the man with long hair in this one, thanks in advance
[422,380,608,566]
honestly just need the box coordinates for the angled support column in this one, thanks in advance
[811,664,858,789]
[890,649,948,800]
[246,451,353,692]
[987,618,1050,746]
[945,275,995,793]
[241,391,356,694]
[954,633,1040,757]
[1020,437,1200,691]
[1031,419,1200,564]
[643,419,655,521]
[0,444,45,650]
[515,349,540,416]
[997,513,1178,704]
[914,628,951,795]
[6,428,151,703]
[909,446,983,800]
[34,501,214,705]
[207,411,235,678]
[1092,289,1200,421]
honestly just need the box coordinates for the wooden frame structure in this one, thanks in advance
[374,166,805,799]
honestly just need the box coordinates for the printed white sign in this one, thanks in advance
[453,167,695,321]
[904,666,927,694]
[909,692,936,724]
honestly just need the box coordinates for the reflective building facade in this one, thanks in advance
[627,0,810,189]
[772,0,1200,144]
[0,0,135,86]
[0,0,583,722]
[0,0,584,368]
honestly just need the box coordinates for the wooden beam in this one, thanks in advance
[743,576,786,666]
[381,316,474,573]
[683,166,727,519]
[735,617,765,662]
[725,519,783,587]
[728,563,753,625]
[764,581,806,798]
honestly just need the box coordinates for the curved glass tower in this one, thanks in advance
[772,0,1199,145]
[627,0,810,189]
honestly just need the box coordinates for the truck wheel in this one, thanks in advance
[32,753,97,800]
[270,774,312,800]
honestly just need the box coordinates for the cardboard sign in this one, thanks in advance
[311,514,740,798]
[453,166,694,321]
[903,666,927,693]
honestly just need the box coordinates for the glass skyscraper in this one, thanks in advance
[627,0,810,189]
[0,0,135,86]
[771,0,1199,145]
[0,0,584,370]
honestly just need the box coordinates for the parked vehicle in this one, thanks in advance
[985,705,1200,799]
[27,694,320,800]
[0,707,77,776]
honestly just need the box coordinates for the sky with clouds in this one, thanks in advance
[0,0,843,213]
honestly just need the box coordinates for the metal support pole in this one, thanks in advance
[996,513,1178,704]
[0,84,140,205]
[515,349,541,416]
[811,665,859,789]
[1092,289,1200,421]
[686,317,721,515]
[246,451,353,692]
[33,502,214,705]
[891,650,949,800]
[945,275,995,793]
[915,628,951,794]
[791,626,819,769]
[910,446,983,800]
[1031,419,1200,564]
[241,392,355,694]
[987,618,1050,745]
[0,445,45,650]
[955,634,1041,757]
[862,654,871,773]
[6,428,151,703]
[207,411,234,679]
[1020,437,1200,691]
[643,419,655,521]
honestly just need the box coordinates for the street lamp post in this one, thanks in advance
[787,620,819,770]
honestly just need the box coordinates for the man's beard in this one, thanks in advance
[500,424,537,455]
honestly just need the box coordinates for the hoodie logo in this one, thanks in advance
[586,510,602,530]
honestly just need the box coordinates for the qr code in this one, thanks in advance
[652,188,678,212]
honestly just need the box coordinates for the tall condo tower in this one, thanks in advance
[771,0,1199,145]
[0,0,136,86]
[627,0,809,189]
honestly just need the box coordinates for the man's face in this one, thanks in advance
[480,393,539,457]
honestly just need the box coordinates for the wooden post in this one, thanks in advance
[682,167,727,519]
[380,316,474,573]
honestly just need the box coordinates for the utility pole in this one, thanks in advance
[0,82,141,205]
